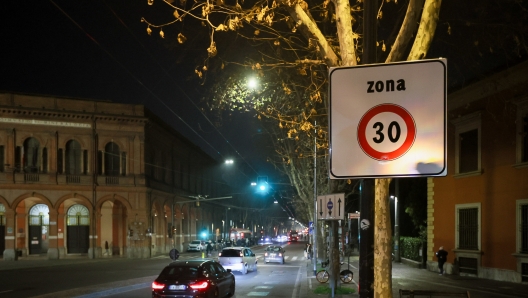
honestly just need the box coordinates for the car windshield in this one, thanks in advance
[191,240,201,244]
[221,249,242,257]
[266,246,281,252]
[160,266,199,278]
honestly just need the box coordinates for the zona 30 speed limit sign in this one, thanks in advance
[329,59,447,178]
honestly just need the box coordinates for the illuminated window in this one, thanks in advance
[29,204,50,226]
[0,203,5,225]
[67,204,90,226]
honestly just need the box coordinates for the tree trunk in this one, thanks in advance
[386,0,426,63]
[374,178,392,298]
[408,0,443,60]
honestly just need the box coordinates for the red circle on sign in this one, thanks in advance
[357,104,416,161]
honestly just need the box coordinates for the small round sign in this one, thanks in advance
[169,248,180,260]
[357,104,416,161]
[327,200,333,210]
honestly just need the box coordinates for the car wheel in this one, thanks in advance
[227,281,235,297]
[242,264,248,275]
[253,262,258,272]
[281,258,284,264]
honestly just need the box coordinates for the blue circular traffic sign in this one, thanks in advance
[327,201,334,210]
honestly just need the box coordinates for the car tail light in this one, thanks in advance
[152,281,165,290]
[189,281,208,290]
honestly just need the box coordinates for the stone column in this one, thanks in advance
[57,209,66,258]
[47,209,59,260]
[2,209,17,261]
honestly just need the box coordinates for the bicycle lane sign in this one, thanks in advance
[329,59,447,178]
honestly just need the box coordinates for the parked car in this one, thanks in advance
[187,240,204,252]
[218,247,257,275]
[264,245,286,264]
[152,259,235,298]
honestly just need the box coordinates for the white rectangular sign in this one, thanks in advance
[317,193,345,220]
[329,59,447,178]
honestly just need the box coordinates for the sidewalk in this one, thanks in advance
[298,256,528,298]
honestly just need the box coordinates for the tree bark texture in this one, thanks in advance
[280,0,340,66]
[333,0,357,66]
[408,0,442,60]
[374,178,392,298]
[385,0,426,63]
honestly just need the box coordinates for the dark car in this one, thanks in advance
[258,235,272,245]
[264,245,286,264]
[152,259,235,298]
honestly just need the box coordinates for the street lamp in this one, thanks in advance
[390,195,400,262]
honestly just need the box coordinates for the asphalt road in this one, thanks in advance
[3,241,527,298]
[0,241,307,298]
[104,241,307,298]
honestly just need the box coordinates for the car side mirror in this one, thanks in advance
[226,269,232,273]
[251,253,255,257]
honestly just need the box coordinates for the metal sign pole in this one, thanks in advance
[313,121,318,276]
[358,1,377,297]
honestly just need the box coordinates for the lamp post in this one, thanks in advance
[224,208,228,240]
[390,195,400,262]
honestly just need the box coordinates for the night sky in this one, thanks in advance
[1,0,526,196]
[0,1,277,186]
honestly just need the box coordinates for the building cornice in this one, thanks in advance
[448,60,528,111]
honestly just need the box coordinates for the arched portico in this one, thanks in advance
[56,193,92,259]
[98,195,131,259]
[7,193,56,259]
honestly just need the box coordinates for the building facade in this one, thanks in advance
[0,93,234,261]
[427,61,528,282]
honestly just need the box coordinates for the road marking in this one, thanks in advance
[291,256,298,261]
[247,292,269,296]
[291,263,302,298]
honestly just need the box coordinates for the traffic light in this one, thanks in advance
[256,176,269,194]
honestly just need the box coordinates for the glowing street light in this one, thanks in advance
[247,77,258,90]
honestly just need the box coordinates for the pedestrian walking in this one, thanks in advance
[304,243,312,259]
[436,246,448,275]
[206,241,213,257]
[105,241,109,256]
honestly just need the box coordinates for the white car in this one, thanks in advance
[187,240,204,252]
[218,247,257,275]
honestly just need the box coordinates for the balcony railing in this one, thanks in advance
[66,175,81,184]
[24,173,39,182]
[105,176,119,185]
